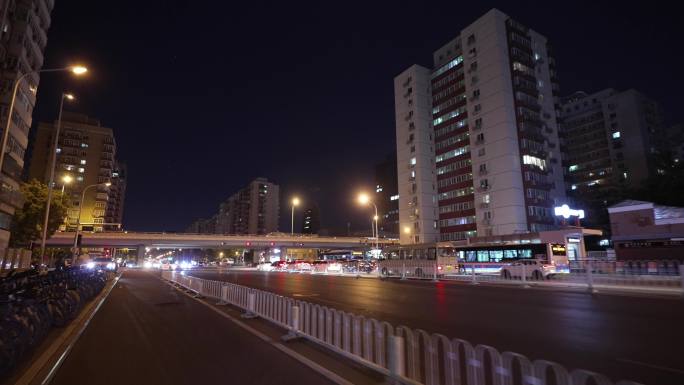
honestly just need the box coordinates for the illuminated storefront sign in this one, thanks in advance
[554,204,585,219]
[551,243,567,256]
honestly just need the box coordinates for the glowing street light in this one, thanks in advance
[61,175,73,194]
[71,66,88,75]
[40,92,78,262]
[357,192,379,251]
[291,197,300,235]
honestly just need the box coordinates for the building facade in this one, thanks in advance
[301,205,320,234]
[394,9,565,245]
[190,178,280,235]
[608,200,684,261]
[560,89,666,192]
[28,112,121,232]
[104,162,126,230]
[374,152,399,238]
[0,0,55,248]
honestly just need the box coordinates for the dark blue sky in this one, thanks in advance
[31,1,683,232]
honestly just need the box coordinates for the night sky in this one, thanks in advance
[30,1,683,233]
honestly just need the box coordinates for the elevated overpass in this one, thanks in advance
[46,232,398,250]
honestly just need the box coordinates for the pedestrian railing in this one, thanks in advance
[161,271,642,385]
[377,259,684,293]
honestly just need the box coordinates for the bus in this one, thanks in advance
[381,242,569,276]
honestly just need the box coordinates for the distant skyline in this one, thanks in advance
[30,1,683,232]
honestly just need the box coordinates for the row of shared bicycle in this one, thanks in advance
[0,267,107,376]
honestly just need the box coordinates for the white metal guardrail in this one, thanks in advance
[377,260,684,293]
[162,271,643,385]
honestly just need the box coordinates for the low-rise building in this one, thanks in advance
[608,200,684,261]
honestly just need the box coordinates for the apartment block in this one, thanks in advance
[28,112,121,232]
[190,178,280,235]
[560,89,666,192]
[0,0,55,248]
[374,152,399,238]
[394,9,566,245]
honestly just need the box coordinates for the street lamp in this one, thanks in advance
[0,66,87,179]
[61,175,73,194]
[72,182,111,257]
[40,92,76,263]
[357,193,379,252]
[291,197,300,235]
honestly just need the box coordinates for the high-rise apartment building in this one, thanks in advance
[28,112,121,232]
[301,205,320,234]
[105,162,126,230]
[375,152,399,237]
[0,0,55,248]
[190,178,280,235]
[395,9,565,245]
[560,89,666,192]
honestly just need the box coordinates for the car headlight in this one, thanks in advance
[107,262,116,270]
[144,261,152,268]
[86,262,95,269]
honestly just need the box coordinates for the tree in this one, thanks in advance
[10,179,71,248]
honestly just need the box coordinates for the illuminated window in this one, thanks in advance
[571,185,577,190]
[523,155,546,170]
[390,195,399,201]
[81,143,89,148]
[77,176,84,181]
[56,148,62,153]
[568,165,579,172]
[612,131,621,139]
[78,168,85,173]
[409,157,416,165]
[80,160,86,165]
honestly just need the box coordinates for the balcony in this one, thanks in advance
[0,186,24,208]
[478,169,488,176]
[480,202,490,209]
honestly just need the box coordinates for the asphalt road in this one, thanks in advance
[191,269,684,385]
[49,270,333,385]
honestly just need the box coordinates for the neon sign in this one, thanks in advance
[554,204,585,219]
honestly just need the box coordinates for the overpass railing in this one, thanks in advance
[162,271,642,385]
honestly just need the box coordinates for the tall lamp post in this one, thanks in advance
[39,92,75,263]
[291,197,300,235]
[357,193,379,252]
[0,66,87,179]
[72,182,111,257]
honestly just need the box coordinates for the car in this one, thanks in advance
[286,260,311,272]
[311,260,342,273]
[271,261,288,271]
[85,257,117,271]
[500,259,557,280]
[256,262,275,271]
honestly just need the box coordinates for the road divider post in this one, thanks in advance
[387,335,406,382]
[216,284,229,305]
[282,305,300,341]
[242,291,257,318]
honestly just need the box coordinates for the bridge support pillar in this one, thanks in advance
[137,244,146,264]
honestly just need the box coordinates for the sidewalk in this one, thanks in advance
[48,270,334,385]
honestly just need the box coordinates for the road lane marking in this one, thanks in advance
[160,276,354,385]
[616,358,684,375]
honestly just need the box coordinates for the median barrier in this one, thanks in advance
[161,271,642,385]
